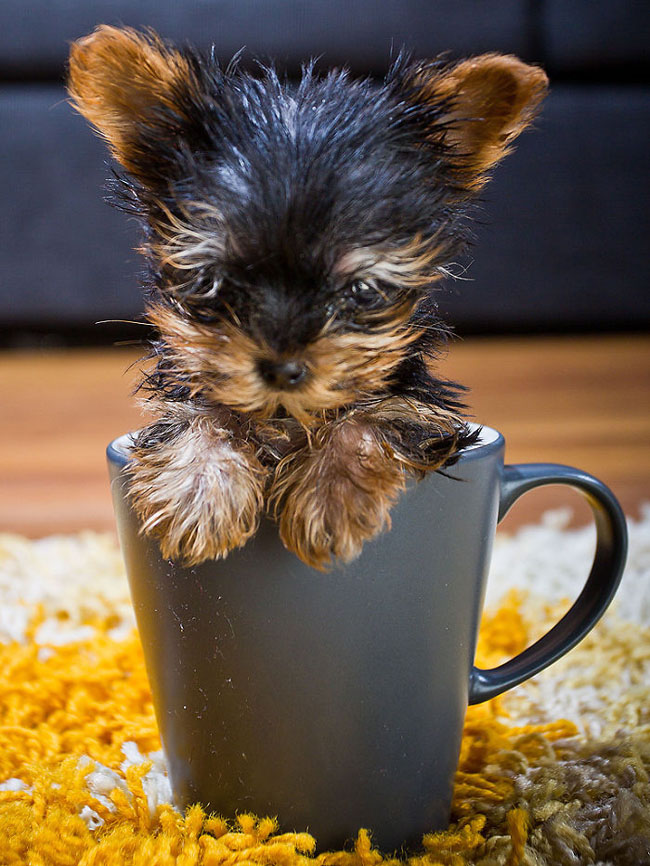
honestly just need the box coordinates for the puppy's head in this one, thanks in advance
[69,27,547,422]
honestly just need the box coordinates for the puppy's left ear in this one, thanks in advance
[394,54,548,188]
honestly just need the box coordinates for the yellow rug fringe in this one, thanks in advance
[1,576,648,864]
[0,592,565,864]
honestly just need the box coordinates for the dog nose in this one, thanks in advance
[258,358,309,389]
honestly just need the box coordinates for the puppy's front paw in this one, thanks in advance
[270,421,406,569]
[129,420,265,565]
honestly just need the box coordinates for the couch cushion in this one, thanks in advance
[2,84,649,332]
[0,0,530,79]
[437,85,650,331]
[542,0,650,75]
[1,85,141,325]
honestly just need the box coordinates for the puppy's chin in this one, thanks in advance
[206,378,356,426]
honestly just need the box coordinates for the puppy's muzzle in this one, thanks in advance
[258,358,309,390]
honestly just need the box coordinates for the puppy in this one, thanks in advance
[68,27,547,569]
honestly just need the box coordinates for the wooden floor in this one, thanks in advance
[0,334,648,538]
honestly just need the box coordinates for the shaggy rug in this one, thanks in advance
[0,508,648,865]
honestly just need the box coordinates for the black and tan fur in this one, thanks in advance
[68,27,547,568]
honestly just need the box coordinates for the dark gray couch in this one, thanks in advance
[2,1,649,345]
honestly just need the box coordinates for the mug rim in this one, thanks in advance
[107,423,503,468]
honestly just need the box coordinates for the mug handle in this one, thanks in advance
[468,463,628,705]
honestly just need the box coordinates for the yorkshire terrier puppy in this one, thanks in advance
[68,27,547,569]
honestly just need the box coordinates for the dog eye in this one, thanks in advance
[348,280,381,308]
[325,281,385,324]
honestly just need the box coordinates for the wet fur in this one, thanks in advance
[68,27,547,568]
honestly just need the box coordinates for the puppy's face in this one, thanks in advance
[69,28,547,422]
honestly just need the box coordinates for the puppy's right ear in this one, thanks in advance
[68,26,196,184]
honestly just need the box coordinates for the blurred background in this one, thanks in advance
[1,0,649,347]
[1,1,649,539]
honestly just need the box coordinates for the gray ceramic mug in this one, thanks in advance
[107,425,627,852]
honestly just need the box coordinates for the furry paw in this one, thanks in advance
[270,421,406,570]
[129,418,266,565]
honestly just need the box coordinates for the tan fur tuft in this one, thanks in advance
[336,237,448,288]
[148,200,226,289]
